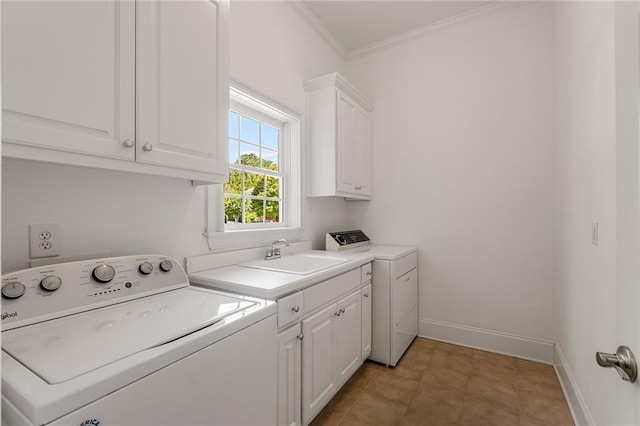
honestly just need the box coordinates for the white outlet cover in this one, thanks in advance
[29,224,61,258]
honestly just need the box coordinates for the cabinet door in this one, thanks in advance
[361,284,372,360]
[2,1,135,159]
[335,290,362,387]
[356,107,372,196]
[301,303,337,425]
[278,324,302,426]
[136,0,229,180]
[336,90,358,194]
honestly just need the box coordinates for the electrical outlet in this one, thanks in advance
[29,224,61,258]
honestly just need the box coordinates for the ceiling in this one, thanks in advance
[297,1,496,58]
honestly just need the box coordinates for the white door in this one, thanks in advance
[136,0,229,178]
[277,324,301,426]
[2,1,135,159]
[335,290,362,387]
[610,3,640,423]
[336,90,358,194]
[361,284,372,360]
[301,303,336,425]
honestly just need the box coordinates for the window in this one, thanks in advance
[225,108,284,227]
[205,83,301,249]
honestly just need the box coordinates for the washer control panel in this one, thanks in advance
[1,255,186,330]
[326,230,371,251]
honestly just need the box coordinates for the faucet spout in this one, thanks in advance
[265,239,289,260]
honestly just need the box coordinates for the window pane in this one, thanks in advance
[240,115,259,143]
[228,139,238,164]
[245,198,264,223]
[266,200,280,223]
[239,143,260,167]
[224,169,242,195]
[266,176,280,198]
[262,148,279,171]
[224,196,242,223]
[243,171,264,196]
[262,123,279,150]
[229,111,239,138]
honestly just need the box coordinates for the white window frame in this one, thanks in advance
[205,82,302,250]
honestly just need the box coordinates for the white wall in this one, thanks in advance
[1,1,348,272]
[554,2,640,424]
[345,3,557,351]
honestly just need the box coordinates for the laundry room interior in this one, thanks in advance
[1,1,639,425]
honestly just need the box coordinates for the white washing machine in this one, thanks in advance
[1,255,277,426]
[326,231,418,366]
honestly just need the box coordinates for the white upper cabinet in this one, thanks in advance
[2,0,229,184]
[305,73,373,200]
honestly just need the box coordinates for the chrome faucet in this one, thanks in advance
[265,239,289,260]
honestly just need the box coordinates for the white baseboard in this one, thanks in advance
[554,344,593,426]
[419,318,555,363]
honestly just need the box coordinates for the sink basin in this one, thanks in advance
[239,253,349,275]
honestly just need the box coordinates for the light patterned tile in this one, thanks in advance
[470,357,518,387]
[517,369,565,401]
[516,359,556,377]
[330,382,365,415]
[421,362,470,393]
[309,409,345,426]
[366,368,420,403]
[401,383,464,425]
[346,362,381,389]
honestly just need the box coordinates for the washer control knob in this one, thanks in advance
[159,259,173,272]
[2,281,26,299]
[40,276,62,292]
[92,264,116,283]
[138,262,154,275]
[335,234,347,245]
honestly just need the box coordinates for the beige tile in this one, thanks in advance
[340,392,407,426]
[330,382,365,415]
[470,357,518,387]
[411,337,440,352]
[385,349,433,381]
[472,350,517,369]
[519,390,574,425]
[401,383,464,425]
[346,362,380,389]
[466,376,519,414]
[516,359,556,377]
[461,395,520,426]
[517,370,565,401]
[365,370,419,404]
[429,349,474,376]
[421,362,470,393]
[310,409,345,426]
[436,341,476,356]
[519,415,559,426]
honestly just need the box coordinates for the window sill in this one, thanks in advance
[205,227,307,251]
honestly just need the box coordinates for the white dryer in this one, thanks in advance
[326,231,418,366]
[1,255,277,426]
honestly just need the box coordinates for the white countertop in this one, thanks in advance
[188,251,375,299]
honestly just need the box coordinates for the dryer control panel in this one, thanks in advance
[326,230,371,251]
[1,255,188,330]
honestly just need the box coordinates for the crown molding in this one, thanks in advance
[287,0,347,60]
[346,1,537,61]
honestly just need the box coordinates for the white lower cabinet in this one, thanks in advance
[276,264,372,426]
[301,288,362,424]
[361,283,372,360]
[278,324,302,426]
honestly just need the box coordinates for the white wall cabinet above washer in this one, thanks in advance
[2,0,229,184]
[305,73,373,200]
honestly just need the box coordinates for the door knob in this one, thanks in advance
[596,345,637,382]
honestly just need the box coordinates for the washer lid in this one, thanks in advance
[2,287,258,384]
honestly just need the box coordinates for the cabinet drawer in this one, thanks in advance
[391,252,417,279]
[394,268,418,325]
[278,291,304,329]
[304,268,360,314]
[361,263,372,283]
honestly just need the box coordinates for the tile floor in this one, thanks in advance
[311,337,574,426]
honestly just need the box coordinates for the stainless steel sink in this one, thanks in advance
[239,252,349,275]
